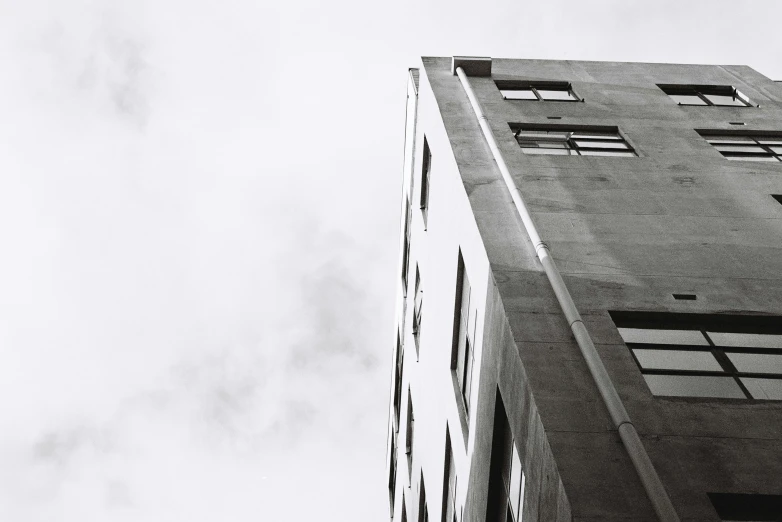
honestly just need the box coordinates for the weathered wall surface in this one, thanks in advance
[422,56,782,521]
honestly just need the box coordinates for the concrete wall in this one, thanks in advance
[420,56,782,521]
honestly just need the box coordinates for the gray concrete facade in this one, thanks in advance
[387,57,782,522]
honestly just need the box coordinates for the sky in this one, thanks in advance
[0,1,781,520]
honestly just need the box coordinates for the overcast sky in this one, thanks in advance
[1,1,781,520]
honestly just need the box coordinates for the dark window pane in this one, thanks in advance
[670,94,707,105]
[618,328,709,345]
[727,353,782,374]
[537,89,577,101]
[709,492,782,521]
[633,349,722,371]
[502,89,537,100]
[643,374,745,398]
[741,378,782,400]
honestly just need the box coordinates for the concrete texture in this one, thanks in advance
[388,57,782,522]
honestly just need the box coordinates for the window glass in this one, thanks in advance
[618,328,709,345]
[537,89,576,101]
[643,374,745,398]
[570,132,619,139]
[579,150,636,157]
[670,94,707,105]
[707,332,782,349]
[574,140,630,149]
[726,155,779,162]
[741,378,782,400]
[509,445,523,521]
[520,148,572,155]
[726,353,782,374]
[517,130,570,139]
[502,89,538,100]
[707,136,756,144]
[756,139,782,145]
[770,146,782,154]
[704,93,747,106]
[713,145,766,153]
[633,349,722,371]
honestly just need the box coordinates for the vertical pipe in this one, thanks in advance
[455,66,680,522]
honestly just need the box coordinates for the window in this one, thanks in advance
[402,494,408,522]
[418,472,429,522]
[487,391,525,522]
[510,124,636,157]
[442,431,457,522]
[773,195,782,205]
[420,138,432,228]
[610,312,782,400]
[393,334,405,429]
[406,389,415,480]
[659,85,752,107]
[413,266,423,356]
[708,493,782,521]
[698,131,782,163]
[496,80,580,102]
[451,252,475,416]
[389,434,398,512]
[401,199,412,292]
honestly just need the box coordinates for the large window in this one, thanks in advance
[659,85,752,107]
[406,389,415,480]
[389,434,398,513]
[418,471,429,522]
[496,80,580,102]
[420,137,432,228]
[441,431,458,522]
[698,131,782,163]
[511,124,636,157]
[393,334,404,428]
[487,392,525,522]
[401,198,412,292]
[611,312,782,400]
[451,252,475,416]
[413,266,423,357]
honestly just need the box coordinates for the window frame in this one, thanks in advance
[658,84,753,107]
[510,123,637,158]
[496,80,581,102]
[611,312,782,400]
[413,265,423,357]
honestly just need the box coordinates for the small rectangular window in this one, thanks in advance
[496,81,580,102]
[511,124,636,158]
[659,85,752,107]
[726,353,782,374]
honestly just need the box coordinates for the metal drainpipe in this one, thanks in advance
[454,66,680,522]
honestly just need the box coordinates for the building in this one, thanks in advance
[386,56,782,522]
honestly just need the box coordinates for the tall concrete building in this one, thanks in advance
[386,56,782,522]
